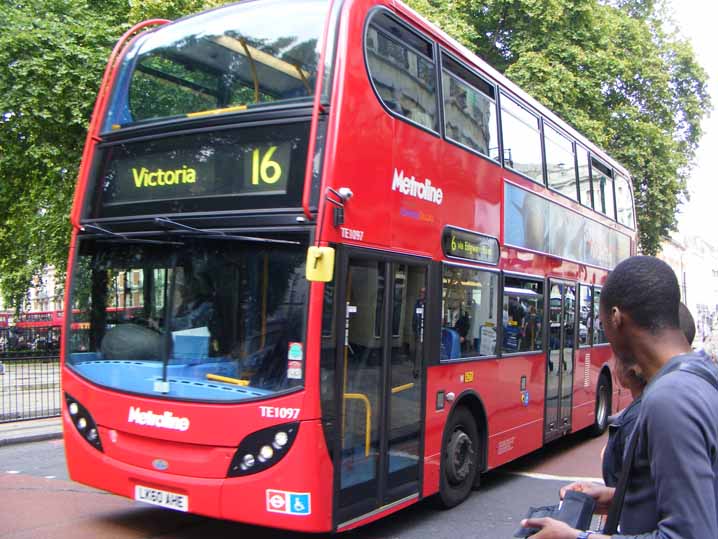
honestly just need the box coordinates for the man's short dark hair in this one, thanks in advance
[679,302,696,345]
[601,256,680,333]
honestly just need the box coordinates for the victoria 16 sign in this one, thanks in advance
[90,122,310,218]
[443,227,500,265]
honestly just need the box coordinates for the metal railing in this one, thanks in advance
[0,351,61,423]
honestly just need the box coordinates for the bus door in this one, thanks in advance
[334,252,427,525]
[544,280,576,442]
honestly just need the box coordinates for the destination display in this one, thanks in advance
[442,227,500,265]
[91,122,309,218]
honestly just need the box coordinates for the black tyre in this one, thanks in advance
[437,406,479,508]
[590,373,611,436]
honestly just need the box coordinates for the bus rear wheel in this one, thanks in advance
[590,373,611,436]
[437,406,479,508]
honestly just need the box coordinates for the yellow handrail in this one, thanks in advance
[206,373,250,386]
[344,393,371,457]
[391,382,415,394]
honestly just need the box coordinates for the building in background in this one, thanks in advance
[659,232,718,342]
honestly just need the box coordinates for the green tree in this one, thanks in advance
[408,0,710,254]
[0,0,710,308]
[0,0,133,306]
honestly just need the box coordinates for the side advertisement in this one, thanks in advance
[504,183,630,269]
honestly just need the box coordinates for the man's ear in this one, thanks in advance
[611,306,623,329]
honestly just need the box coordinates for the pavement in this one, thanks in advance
[0,416,63,447]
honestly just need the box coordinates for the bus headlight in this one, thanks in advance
[227,423,299,477]
[64,393,103,452]
[273,431,289,449]
[258,445,274,462]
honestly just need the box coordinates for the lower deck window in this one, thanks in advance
[502,277,544,354]
[441,265,498,359]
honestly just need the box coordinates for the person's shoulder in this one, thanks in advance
[644,356,718,414]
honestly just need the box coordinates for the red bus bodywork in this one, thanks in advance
[62,0,636,533]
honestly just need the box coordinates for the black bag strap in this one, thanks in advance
[603,424,639,534]
[603,359,718,534]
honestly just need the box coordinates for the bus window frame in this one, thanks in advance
[363,7,441,139]
[438,48,501,165]
[592,285,611,347]
[612,170,636,230]
[590,157,616,221]
[439,261,501,364]
[499,91,546,186]
[543,120,579,204]
[576,143,593,210]
[320,0,346,106]
[500,271,547,358]
[577,282,594,349]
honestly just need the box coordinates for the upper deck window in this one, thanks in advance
[103,0,329,131]
[544,124,577,201]
[614,174,635,228]
[441,53,499,160]
[500,95,543,183]
[577,146,592,209]
[365,12,438,132]
[591,158,615,219]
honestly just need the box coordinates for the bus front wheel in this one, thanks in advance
[437,406,479,508]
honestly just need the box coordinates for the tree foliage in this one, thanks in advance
[0,0,130,306]
[0,0,710,306]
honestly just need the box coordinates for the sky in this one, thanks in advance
[671,0,718,243]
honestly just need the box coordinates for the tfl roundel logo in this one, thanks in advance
[266,489,311,516]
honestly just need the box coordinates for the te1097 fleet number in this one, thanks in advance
[259,406,300,419]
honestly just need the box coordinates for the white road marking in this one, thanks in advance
[44,475,56,479]
[508,471,605,484]
[5,470,20,474]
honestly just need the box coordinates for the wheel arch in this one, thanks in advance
[448,390,489,473]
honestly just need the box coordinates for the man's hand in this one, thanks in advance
[522,517,579,539]
[560,482,615,514]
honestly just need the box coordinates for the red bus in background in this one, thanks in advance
[0,312,12,328]
[14,310,63,328]
[2,308,142,352]
[10,310,62,351]
[62,0,636,533]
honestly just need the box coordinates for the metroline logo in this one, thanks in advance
[127,406,190,432]
[391,168,443,205]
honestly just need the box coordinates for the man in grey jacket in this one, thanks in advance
[523,256,718,539]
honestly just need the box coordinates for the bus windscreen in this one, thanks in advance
[67,237,308,402]
[103,0,329,131]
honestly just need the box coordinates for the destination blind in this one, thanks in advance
[442,227,500,265]
[91,122,309,217]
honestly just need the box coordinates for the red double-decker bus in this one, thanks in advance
[62,0,636,532]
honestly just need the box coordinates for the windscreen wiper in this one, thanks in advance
[81,223,184,245]
[154,217,300,245]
